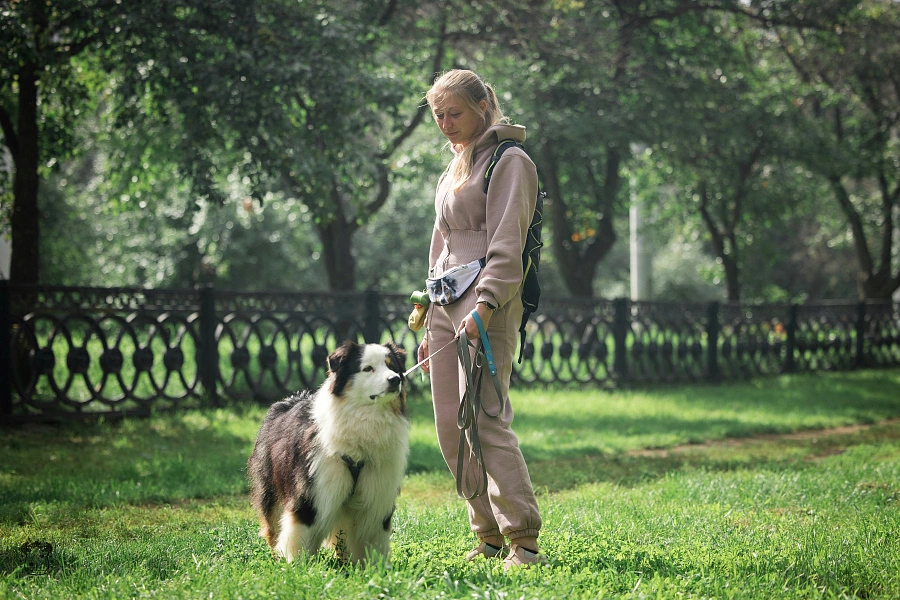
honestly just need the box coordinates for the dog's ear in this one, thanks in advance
[326,341,358,375]
[384,341,407,373]
[328,341,361,396]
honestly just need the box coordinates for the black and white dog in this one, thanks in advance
[248,341,409,564]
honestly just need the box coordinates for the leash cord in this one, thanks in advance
[403,336,457,377]
[456,330,487,500]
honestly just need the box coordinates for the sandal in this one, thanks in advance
[465,541,509,561]
[503,543,548,570]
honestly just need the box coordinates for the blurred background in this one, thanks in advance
[2,0,898,304]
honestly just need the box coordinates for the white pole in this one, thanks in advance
[0,236,9,279]
[0,147,10,279]
[629,145,652,300]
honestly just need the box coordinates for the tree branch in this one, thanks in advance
[877,168,896,276]
[729,142,763,232]
[570,149,617,268]
[358,162,392,222]
[376,0,399,27]
[378,11,447,160]
[698,182,726,260]
[540,139,575,276]
[0,106,18,159]
[829,176,873,275]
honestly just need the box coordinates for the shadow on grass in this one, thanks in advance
[0,540,70,578]
[406,369,900,493]
[0,408,258,525]
[527,420,900,494]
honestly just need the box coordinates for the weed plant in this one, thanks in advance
[2,369,899,598]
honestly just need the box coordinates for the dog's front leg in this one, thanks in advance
[339,508,392,565]
[274,510,303,562]
[275,510,323,562]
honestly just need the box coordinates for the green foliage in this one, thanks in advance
[6,0,899,299]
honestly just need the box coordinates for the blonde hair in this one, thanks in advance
[426,69,508,189]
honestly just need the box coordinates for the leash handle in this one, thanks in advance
[470,310,497,377]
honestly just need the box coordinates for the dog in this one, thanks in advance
[247,340,409,564]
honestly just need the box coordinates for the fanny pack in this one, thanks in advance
[426,258,486,306]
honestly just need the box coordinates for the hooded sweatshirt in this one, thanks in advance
[428,123,538,310]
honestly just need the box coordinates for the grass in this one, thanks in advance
[2,369,899,598]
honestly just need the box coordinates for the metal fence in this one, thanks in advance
[2,282,898,424]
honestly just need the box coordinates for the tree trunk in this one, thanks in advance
[722,252,741,303]
[10,61,41,284]
[861,273,899,301]
[318,218,358,292]
[540,140,619,298]
[829,176,900,300]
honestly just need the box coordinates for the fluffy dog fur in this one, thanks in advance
[247,341,409,564]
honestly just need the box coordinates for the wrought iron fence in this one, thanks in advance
[2,282,898,424]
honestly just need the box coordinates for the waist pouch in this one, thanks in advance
[426,257,486,306]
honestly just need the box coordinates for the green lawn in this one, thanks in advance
[2,369,899,598]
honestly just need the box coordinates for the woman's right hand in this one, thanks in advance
[417,338,430,373]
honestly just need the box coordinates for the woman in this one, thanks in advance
[417,69,546,569]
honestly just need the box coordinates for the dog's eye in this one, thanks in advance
[363,366,374,372]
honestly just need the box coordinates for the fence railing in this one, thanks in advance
[2,282,898,424]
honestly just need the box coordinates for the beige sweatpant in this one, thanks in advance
[426,290,542,543]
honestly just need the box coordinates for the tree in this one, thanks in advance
[495,1,659,298]
[774,0,900,299]
[100,0,448,291]
[645,8,794,302]
[1,1,103,282]
[0,0,263,283]
[466,1,805,297]
[2,0,449,290]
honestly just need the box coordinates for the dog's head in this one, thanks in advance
[326,341,407,413]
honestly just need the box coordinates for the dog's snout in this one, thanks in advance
[387,373,402,391]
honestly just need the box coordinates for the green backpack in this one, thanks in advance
[483,139,544,363]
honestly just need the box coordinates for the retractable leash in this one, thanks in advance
[403,337,457,378]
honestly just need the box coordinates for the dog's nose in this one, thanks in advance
[387,373,402,391]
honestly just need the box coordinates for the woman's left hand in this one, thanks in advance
[457,302,493,341]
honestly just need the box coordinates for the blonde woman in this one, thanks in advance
[417,69,546,569]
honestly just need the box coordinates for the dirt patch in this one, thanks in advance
[627,418,900,459]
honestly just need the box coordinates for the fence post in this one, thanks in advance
[363,290,381,344]
[0,281,11,425]
[855,301,867,369]
[613,298,629,381]
[198,285,220,406]
[706,302,720,383]
[784,303,798,373]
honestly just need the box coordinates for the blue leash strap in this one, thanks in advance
[470,310,496,376]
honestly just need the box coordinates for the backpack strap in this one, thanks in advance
[483,140,524,193]
[483,138,543,364]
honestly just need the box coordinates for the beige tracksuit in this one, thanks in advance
[426,123,542,543]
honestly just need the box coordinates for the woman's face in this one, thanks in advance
[432,95,487,148]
